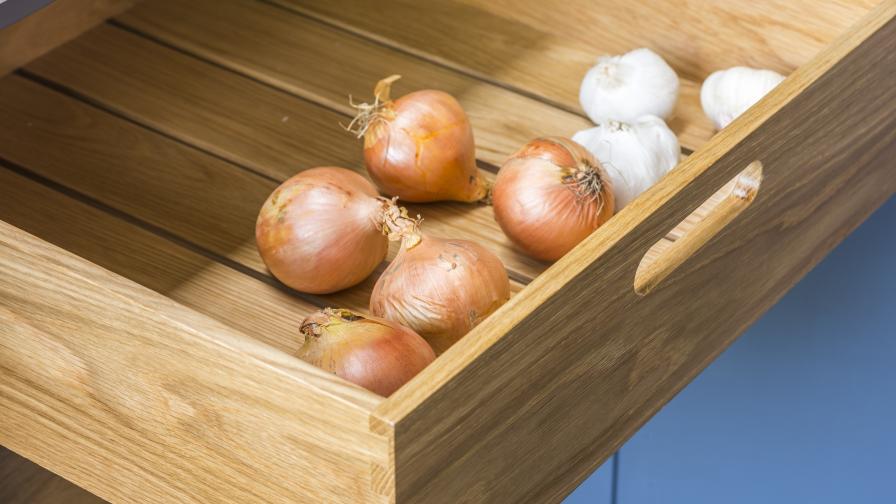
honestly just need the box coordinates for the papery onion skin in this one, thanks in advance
[356,76,488,203]
[255,167,387,294]
[370,236,510,354]
[297,308,435,397]
[492,137,614,262]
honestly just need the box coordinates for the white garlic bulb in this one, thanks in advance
[572,116,680,210]
[700,66,785,130]
[579,48,680,123]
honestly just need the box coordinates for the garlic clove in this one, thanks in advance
[572,115,679,210]
[579,48,680,123]
[700,66,785,130]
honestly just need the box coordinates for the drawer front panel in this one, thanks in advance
[0,223,386,504]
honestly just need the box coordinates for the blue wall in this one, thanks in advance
[566,197,895,504]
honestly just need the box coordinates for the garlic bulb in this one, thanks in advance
[572,116,679,210]
[579,48,680,123]
[700,66,785,130]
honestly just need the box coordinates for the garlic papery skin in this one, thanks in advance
[579,48,680,123]
[572,116,679,210]
[700,66,785,130]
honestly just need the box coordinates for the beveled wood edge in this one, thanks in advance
[375,0,896,426]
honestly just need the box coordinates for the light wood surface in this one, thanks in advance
[0,167,317,354]
[0,448,104,504]
[635,161,763,295]
[283,0,874,121]
[0,0,137,76]
[0,221,389,503]
[115,0,596,162]
[22,23,544,282]
[0,0,891,502]
[0,75,527,314]
[375,3,896,502]
[273,0,718,150]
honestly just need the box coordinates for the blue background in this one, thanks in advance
[565,197,895,504]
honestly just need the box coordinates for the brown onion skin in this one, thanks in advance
[364,88,487,203]
[492,137,614,262]
[297,308,435,397]
[255,167,387,294]
[370,236,510,354]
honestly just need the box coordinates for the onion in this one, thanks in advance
[370,209,510,354]
[491,137,615,262]
[297,308,435,396]
[256,167,391,294]
[347,75,488,203]
[572,116,679,211]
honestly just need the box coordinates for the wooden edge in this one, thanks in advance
[372,1,896,501]
[376,0,896,429]
[634,161,763,295]
[0,0,139,76]
[0,221,390,503]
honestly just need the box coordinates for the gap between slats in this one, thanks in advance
[260,0,712,152]
[0,75,524,320]
[0,74,528,335]
[17,22,545,280]
[259,0,582,119]
[0,159,318,354]
[1,0,712,354]
[111,0,597,165]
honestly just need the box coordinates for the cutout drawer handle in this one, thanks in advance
[634,161,763,295]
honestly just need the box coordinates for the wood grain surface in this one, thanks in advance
[0,0,137,76]
[283,0,874,114]
[115,0,596,161]
[22,23,543,281]
[273,0,720,150]
[0,221,388,503]
[0,167,317,354]
[0,448,104,504]
[0,0,891,502]
[375,3,896,502]
[0,75,527,314]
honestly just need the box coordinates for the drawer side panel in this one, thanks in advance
[382,4,896,503]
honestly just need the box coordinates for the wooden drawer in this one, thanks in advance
[1,0,893,502]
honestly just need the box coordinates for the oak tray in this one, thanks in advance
[1,0,894,502]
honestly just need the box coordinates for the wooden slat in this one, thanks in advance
[0,76,526,315]
[0,220,388,503]
[22,23,544,281]
[22,24,542,280]
[0,448,104,504]
[115,0,594,164]
[24,23,362,176]
[281,0,874,149]
[0,167,316,354]
[375,3,896,502]
[0,74,370,312]
[26,23,705,281]
[270,0,714,150]
[0,75,264,271]
[0,0,137,76]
